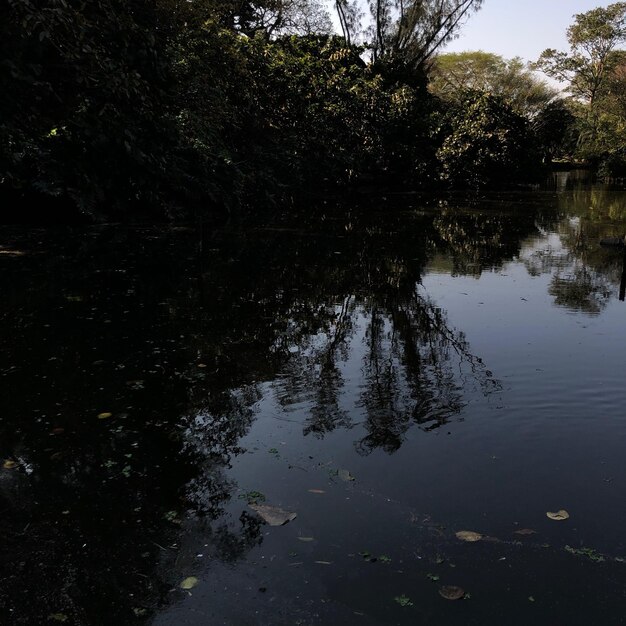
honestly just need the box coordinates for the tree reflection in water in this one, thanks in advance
[0,197,583,624]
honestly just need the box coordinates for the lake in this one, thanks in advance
[2,179,626,625]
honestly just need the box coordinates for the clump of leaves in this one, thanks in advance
[564,545,605,563]
[239,490,266,503]
[394,595,413,607]
[164,510,181,524]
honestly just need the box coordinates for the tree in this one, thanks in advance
[335,0,484,74]
[430,51,557,117]
[436,91,542,188]
[536,3,626,107]
[535,3,626,169]
[532,99,578,162]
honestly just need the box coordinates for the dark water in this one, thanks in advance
[3,184,626,625]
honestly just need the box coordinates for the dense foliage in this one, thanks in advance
[9,0,620,221]
[536,2,626,174]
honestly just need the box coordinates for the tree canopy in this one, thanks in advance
[430,51,557,117]
[535,3,626,171]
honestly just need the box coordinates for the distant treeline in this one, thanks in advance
[1,0,625,220]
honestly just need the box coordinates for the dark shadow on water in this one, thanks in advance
[2,194,626,623]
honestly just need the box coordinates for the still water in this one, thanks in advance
[2,183,626,625]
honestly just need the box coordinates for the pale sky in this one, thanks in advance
[445,0,617,62]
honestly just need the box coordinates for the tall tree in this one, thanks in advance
[535,3,626,165]
[535,2,626,107]
[430,51,557,117]
[336,0,484,73]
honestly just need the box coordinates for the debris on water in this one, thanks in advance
[394,595,413,607]
[3,459,17,469]
[338,469,355,482]
[564,545,605,562]
[48,614,69,622]
[297,537,314,542]
[456,530,482,542]
[427,573,440,582]
[438,586,465,601]
[249,503,297,526]
[546,510,569,521]
[239,490,266,503]
[314,560,332,565]
[308,489,325,494]
[180,576,198,590]
[97,412,113,420]
[514,528,537,536]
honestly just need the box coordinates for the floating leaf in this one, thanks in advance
[456,530,482,542]
[439,586,465,601]
[514,529,537,536]
[308,489,325,494]
[338,469,355,482]
[394,595,413,607]
[297,537,314,542]
[249,503,297,526]
[546,510,570,521]
[97,412,112,420]
[3,459,17,470]
[48,614,68,622]
[314,560,332,565]
[180,576,198,590]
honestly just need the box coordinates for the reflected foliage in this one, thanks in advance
[3,198,607,623]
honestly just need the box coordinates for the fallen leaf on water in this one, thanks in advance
[97,412,113,420]
[249,503,297,526]
[308,489,325,494]
[514,529,537,536]
[297,537,315,542]
[394,595,413,607]
[48,614,69,622]
[338,469,355,482]
[546,510,570,521]
[179,576,198,590]
[314,561,332,565]
[439,586,465,601]
[455,530,482,542]
[3,459,16,469]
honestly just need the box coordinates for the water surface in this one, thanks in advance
[2,184,626,624]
